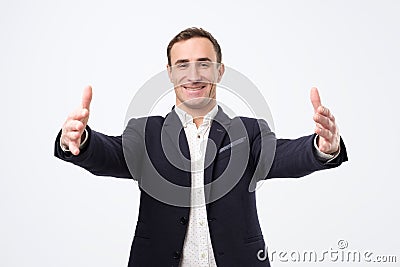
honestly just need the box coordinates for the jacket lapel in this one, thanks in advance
[162,110,191,187]
[204,107,231,205]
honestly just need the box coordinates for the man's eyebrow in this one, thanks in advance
[197,57,212,62]
[173,58,213,65]
[174,59,189,65]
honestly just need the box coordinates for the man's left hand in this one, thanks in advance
[310,87,340,154]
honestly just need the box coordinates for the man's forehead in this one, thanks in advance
[170,37,217,63]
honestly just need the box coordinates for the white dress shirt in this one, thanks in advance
[175,105,219,267]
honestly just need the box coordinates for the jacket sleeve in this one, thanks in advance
[250,118,348,180]
[54,118,145,179]
[267,134,348,178]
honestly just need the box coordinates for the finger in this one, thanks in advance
[313,113,329,127]
[65,120,85,132]
[68,107,89,121]
[315,126,334,141]
[316,106,333,118]
[316,106,337,130]
[68,140,80,156]
[310,87,322,112]
[313,113,335,131]
[318,107,335,123]
[65,131,83,141]
[81,85,92,110]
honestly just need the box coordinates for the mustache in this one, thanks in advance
[178,81,214,87]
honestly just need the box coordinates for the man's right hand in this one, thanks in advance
[60,85,92,155]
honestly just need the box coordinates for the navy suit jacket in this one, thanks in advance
[54,106,348,267]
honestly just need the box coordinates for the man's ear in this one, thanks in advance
[217,63,225,83]
[167,64,173,83]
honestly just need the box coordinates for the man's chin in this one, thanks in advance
[178,98,215,110]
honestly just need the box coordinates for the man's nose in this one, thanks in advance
[187,64,201,82]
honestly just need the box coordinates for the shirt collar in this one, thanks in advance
[174,104,218,128]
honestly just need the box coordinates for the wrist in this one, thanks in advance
[59,128,89,153]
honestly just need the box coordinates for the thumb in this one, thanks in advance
[81,85,93,110]
[310,87,321,112]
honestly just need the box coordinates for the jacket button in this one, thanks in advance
[180,216,188,225]
[173,251,181,259]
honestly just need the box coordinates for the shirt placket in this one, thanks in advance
[196,124,209,266]
[180,114,218,267]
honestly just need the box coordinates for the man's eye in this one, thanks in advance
[177,63,188,69]
[199,62,210,68]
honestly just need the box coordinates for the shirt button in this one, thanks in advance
[173,251,181,259]
[201,252,206,258]
[180,216,188,225]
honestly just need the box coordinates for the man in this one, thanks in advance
[55,27,348,267]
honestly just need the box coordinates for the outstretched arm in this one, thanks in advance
[54,86,136,179]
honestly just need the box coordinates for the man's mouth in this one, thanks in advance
[182,85,207,91]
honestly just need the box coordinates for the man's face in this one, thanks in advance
[168,37,224,110]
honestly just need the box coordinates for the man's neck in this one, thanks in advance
[176,101,217,128]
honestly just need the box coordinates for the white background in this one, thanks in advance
[1,0,399,266]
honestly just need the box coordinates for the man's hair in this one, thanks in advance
[167,27,222,66]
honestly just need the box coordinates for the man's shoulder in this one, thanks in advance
[236,116,257,122]
[125,113,176,134]
[231,116,267,127]
[126,114,167,125]
[227,116,273,137]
